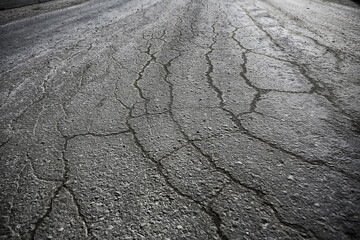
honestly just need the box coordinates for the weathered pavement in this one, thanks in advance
[0,0,360,239]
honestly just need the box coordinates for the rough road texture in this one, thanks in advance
[0,0,360,239]
[0,0,89,25]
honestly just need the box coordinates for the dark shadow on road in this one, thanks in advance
[0,0,89,25]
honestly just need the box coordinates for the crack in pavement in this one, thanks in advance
[4,162,28,238]
[199,15,316,238]
[220,2,360,182]
[233,0,358,123]
[1,0,359,239]
[62,186,90,238]
[133,44,157,115]
[123,2,359,238]
[126,107,230,240]
[0,50,95,152]
[28,122,131,238]
[25,151,63,183]
[252,0,358,63]
[123,6,232,239]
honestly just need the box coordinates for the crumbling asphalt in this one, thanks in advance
[0,0,359,239]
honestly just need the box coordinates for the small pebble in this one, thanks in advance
[287,175,294,181]
[261,223,269,229]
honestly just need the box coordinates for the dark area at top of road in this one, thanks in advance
[0,0,52,10]
[0,0,359,24]
[323,0,360,7]
[0,0,88,25]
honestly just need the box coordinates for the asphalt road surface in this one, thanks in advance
[1,0,360,239]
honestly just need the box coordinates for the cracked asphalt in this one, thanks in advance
[1,0,360,239]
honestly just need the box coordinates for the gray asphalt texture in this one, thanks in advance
[0,0,360,239]
[0,0,88,25]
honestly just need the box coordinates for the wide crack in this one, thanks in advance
[221,1,360,182]
[233,0,358,124]
[123,5,232,239]
[199,16,316,238]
